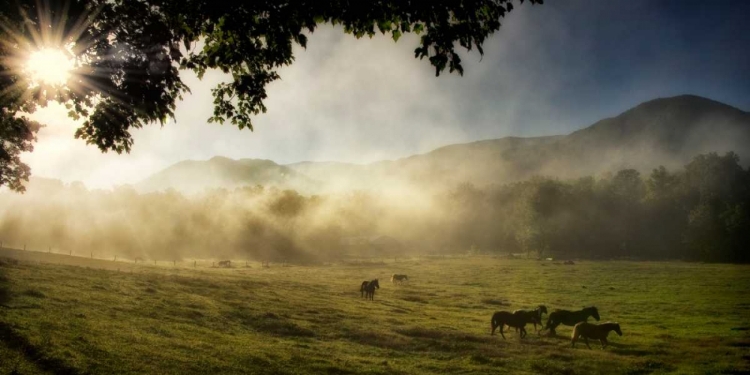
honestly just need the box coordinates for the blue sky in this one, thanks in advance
[26,0,750,188]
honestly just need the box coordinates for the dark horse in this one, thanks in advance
[512,305,548,332]
[360,279,380,300]
[545,306,600,336]
[572,322,622,348]
[490,311,529,339]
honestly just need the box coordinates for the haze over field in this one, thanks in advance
[3,95,749,264]
[2,2,750,375]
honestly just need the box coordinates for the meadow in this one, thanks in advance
[1,248,749,374]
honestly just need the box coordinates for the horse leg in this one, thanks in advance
[601,338,608,349]
[571,334,577,347]
[520,327,527,339]
[545,318,557,336]
[500,324,506,339]
[584,337,591,349]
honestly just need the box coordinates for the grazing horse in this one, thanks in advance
[390,274,408,284]
[490,311,529,339]
[571,322,622,348]
[545,306,600,336]
[360,279,380,300]
[218,260,231,268]
[512,305,548,332]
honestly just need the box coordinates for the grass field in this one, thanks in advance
[1,248,749,374]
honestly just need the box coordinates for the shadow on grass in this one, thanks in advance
[624,359,676,375]
[0,258,14,308]
[529,359,577,375]
[481,298,510,306]
[338,328,412,351]
[728,340,750,348]
[0,259,79,375]
[606,342,667,357]
[232,311,315,338]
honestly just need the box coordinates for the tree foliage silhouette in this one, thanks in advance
[0,0,543,191]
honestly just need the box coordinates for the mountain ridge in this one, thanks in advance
[136,95,750,193]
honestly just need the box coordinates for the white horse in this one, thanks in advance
[390,274,408,284]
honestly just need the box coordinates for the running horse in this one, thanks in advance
[390,274,408,284]
[571,322,622,348]
[545,306,600,336]
[490,311,530,339]
[360,279,380,300]
[512,305,548,332]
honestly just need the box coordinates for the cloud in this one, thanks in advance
[22,0,750,189]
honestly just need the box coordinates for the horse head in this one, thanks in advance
[588,306,600,321]
[373,279,380,289]
[613,323,622,336]
[538,305,548,315]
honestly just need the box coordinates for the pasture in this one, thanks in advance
[1,249,749,374]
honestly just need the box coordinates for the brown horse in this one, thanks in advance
[490,311,528,339]
[571,322,622,348]
[360,279,380,300]
[545,306,600,335]
[512,305,548,332]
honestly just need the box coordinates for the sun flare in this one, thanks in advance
[25,48,75,86]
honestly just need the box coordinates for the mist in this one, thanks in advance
[3,147,749,264]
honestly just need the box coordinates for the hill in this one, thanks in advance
[139,95,750,193]
[293,95,750,190]
[136,156,316,194]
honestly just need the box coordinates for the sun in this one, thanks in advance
[25,48,75,86]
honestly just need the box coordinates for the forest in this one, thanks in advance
[1,152,748,263]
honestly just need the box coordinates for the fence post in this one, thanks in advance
[194,260,196,268]
[114,255,117,262]
[90,251,93,259]
[24,244,26,251]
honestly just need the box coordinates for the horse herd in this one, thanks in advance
[359,276,622,349]
[491,305,622,348]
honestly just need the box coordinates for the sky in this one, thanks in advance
[24,0,750,189]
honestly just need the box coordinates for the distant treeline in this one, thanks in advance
[0,152,748,263]
[442,152,750,263]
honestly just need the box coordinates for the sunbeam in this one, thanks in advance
[25,47,75,86]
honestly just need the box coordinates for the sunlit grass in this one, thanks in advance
[0,253,748,374]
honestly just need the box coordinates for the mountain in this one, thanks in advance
[139,95,750,193]
[136,156,316,194]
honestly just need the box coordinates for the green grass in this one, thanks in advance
[1,250,749,374]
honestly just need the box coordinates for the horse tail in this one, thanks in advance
[490,313,499,335]
[545,315,553,330]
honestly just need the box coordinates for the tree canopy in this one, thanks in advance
[0,0,542,191]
